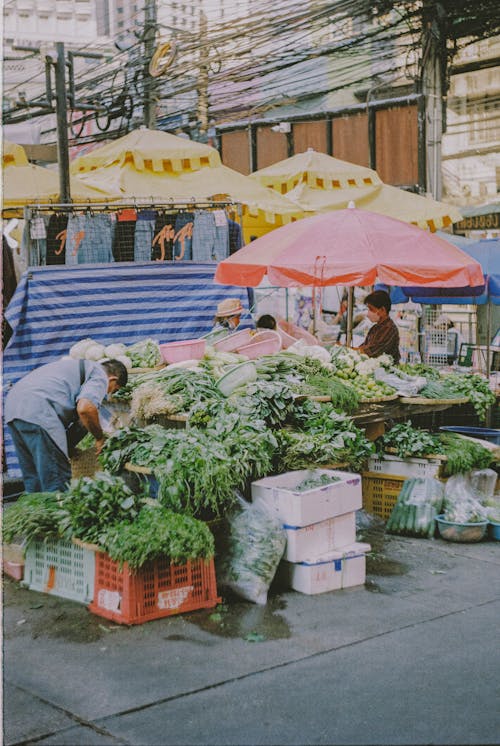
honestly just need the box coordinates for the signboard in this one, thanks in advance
[456,214,500,231]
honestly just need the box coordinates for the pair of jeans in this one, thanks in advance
[134,211,157,262]
[8,419,71,492]
[66,214,115,264]
[192,210,230,261]
[173,212,194,260]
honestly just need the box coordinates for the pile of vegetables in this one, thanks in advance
[103,503,214,570]
[385,478,444,538]
[3,492,63,545]
[5,475,214,570]
[129,368,221,420]
[68,336,161,370]
[99,418,277,518]
[377,422,494,476]
[278,401,374,471]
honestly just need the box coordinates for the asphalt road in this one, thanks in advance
[3,525,500,746]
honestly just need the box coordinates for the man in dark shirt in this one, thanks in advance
[357,290,400,363]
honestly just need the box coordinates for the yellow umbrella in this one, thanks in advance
[251,149,382,192]
[74,162,304,238]
[3,140,29,166]
[2,163,114,208]
[285,181,463,231]
[70,127,221,175]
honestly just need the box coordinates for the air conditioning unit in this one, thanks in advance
[271,122,291,134]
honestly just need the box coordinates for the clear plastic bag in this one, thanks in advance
[469,468,498,503]
[373,368,427,397]
[221,494,286,605]
[443,473,488,523]
[386,477,444,538]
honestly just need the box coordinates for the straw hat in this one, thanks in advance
[216,298,243,317]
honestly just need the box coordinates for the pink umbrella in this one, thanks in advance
[215,208,483,289]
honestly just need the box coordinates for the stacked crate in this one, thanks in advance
[251,469,370,595]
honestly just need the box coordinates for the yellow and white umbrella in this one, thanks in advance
[70,127,221,175]
[74,162,304,240]
[285,181,463,231]
[3,140,29,167]
[252,149,462,231]
[251,149,382,192]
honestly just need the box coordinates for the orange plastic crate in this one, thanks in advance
[89,553,220,625]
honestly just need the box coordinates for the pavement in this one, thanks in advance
[3,523,500,746]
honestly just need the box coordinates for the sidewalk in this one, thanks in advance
[3,526,500,746]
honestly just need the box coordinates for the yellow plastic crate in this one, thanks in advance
[361,472,406,520]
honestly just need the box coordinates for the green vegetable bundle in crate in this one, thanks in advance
[385,477,444,538]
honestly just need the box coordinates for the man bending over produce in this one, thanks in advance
[355,290,400,363]
[5,358,128,492]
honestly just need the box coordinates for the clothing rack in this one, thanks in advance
[21,199,244,268]
[23,199,242,214]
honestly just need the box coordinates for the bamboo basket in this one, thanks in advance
[399,396,469,405]
[357,394,399,404]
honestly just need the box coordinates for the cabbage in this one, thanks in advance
[124,338,161,368]
[105,343,127,358]
[69,338,97,359]
[84,343,106,361]
[116,355,132,370]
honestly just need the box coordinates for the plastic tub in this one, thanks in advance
[435,515,488,543]
[159,338,205,364]
[488,520,500,541]
[237,330,282,359]
[439,426,500,445]
[213,328,253,353]
[216,361,257,396]
[278,320,319,346]
[277,327,296,349]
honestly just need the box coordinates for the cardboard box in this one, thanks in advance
[252,469,361,527]
[281,542,371,595]
[283,511,356,562]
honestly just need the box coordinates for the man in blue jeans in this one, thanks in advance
[5,357,128,493]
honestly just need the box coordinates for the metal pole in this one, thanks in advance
[346,287,354,346]
[197,10,209,140]
[55,42,71,203]
[143,0,157,128]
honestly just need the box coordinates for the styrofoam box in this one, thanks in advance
[367,454,441,479]
[283,511,356,562]
[252,469,361,527]
[281,542,371,595]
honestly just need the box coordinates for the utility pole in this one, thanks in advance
[143,0,158,128]
[54,42,71,202]
[196,10,209,141]
[421,1,448,200]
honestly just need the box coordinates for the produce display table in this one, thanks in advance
[352,400,463,426]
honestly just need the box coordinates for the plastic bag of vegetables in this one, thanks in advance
[442,474,488,524]
[386,477,444,538]
[221,494,286,605]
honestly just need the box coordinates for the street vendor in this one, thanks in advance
[354,289,400,363]
[211,297,244,334]
[5,357,128,493]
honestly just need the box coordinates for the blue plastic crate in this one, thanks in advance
[439,426,500,445]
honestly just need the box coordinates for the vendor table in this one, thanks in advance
[352,400,464,427]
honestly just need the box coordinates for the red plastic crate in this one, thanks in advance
[89,553,220,625]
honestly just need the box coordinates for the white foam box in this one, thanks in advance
[283,511,356,562]
[251,469,361,527]
[280,542,371,595]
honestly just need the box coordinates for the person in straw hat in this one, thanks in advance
[211,297,244,334]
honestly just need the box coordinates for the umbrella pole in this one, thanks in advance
[312,286,317,334]
[346,287,354,347]
[486,300,493,426]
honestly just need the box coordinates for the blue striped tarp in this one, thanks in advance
[3,261,251,477]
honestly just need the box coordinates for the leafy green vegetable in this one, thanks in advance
[3,492,64,544]
[58,473,145,545]
[438,373,496,422]
[295,473,340,492]
[378,422,440,458]
[438,433,493,476]
[124,338,161,368]
[101,503,214,570]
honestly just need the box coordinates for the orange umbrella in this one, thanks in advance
[215,207,484,289]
